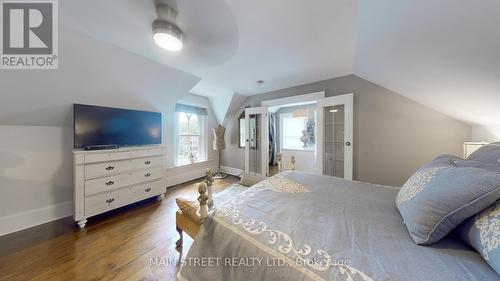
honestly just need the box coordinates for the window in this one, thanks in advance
[175,104,207,166]
[280,112,316,150]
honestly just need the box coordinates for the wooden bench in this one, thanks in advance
[174,169,267,248]
[175,170,212,247]
[175,210,202,247]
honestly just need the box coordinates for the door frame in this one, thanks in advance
[261,91,325,107]
[316,93,354,180]
[244,107,269,177]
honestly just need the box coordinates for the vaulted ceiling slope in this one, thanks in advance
[356,0,500,139]
[0,23,199,127]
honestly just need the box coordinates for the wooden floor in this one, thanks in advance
[0,176,239,281]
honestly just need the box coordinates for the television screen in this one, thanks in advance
[73,104,162,148]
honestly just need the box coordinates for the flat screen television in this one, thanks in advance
[73,104,162,149]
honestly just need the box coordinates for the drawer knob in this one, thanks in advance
[144,160,151,165]
[105,181,115,186]
[145,188,152,192]
[105,198,115,204]
[105,166,115,171]
[145,172,152,177]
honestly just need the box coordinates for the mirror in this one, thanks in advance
[238,112,258,149]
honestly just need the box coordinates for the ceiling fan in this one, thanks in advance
[152,0,183,51]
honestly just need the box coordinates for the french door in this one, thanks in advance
[316,94,353,180]
[244,107,269,177]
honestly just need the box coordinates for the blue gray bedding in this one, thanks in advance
[178,171,499,281]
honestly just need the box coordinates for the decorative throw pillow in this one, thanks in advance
[456,201,500,275]
[175,197,202,223]
[467,143,500,164]
[396,155,500,245]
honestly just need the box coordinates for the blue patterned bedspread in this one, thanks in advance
[179,171,499,281]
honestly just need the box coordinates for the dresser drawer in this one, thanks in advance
[130,148,163,159]
[131,180,165,200]
[84,180,164,217]
[130,156,163,170]
[84,160,131,179]
[84,151,130,164]
[133,167,163,183]
[84,167,163,196]
[84,187,133,217]
[84,173,132,196]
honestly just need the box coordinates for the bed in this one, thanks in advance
[178,171,499,281]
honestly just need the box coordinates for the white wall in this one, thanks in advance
[0,126,73,236]
[166,160,217,187]
[471,125,500,142]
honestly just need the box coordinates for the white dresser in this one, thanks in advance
[73,146,167,228]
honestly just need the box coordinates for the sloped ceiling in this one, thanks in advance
[355,0,500,138]
[0,24,199,126]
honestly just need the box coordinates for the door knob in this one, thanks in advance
[345,141,351,147]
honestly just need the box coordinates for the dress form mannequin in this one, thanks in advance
[212,124,227,179]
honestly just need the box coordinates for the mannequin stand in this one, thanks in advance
[213,151,227,179]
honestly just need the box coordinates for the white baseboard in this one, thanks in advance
[0,201,73,236]
[221,166,244,176]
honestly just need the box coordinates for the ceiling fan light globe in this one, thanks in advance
[153,32,183,51]
[152,20,183,51]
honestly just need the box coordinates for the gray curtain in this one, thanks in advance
[268,113,278,165]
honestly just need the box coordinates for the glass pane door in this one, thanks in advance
[323,105,345,177]
[316,94,353,180]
